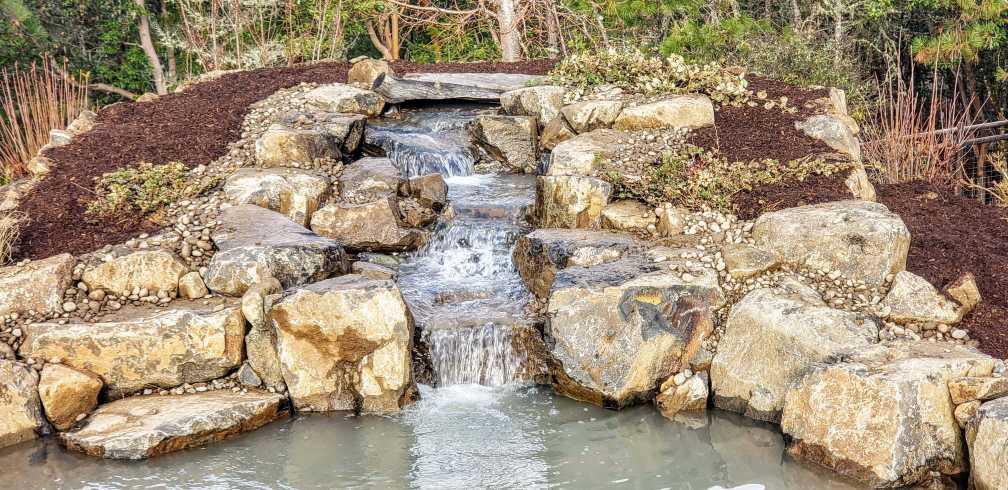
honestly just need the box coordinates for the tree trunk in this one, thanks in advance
[366,19,395,60]
[135,0,167,95]
[790,0,802,27]
[495,0,521,62]
[161,0,177,86]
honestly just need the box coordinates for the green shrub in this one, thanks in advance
[86,161,219,217]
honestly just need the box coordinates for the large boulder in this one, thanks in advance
[781,342,996,487]
[301,84,384,116]
[205,205,347,296]
[561,100,624,133]
[539,115,576,150]
[881,271,961,324]
[38,363,102,431]
[752,200,910,287]
[967,397,1008,490]
[711,286,879,422]
[60,391,286,460]
[513,228,647,298]
[545,258,725,407]
[499,85,566,124]
[600,199,657,233]
[0,253,74,317]
[470,114,538,173]
[0,360,46,449]
[536,176,612,229]
[82,250,188,297]
[546,129,624,176]
[402,173,448,210]
[339,157,404,204]
[254,122,342,168]
[796,114,861,160]
[613,96,715,130]
[19,307,246,397]
[347,58,393,86]
[310,198,426,252]
[223,168,330,226]
[271,275,415,413]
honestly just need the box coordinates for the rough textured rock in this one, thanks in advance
[540,115,576,150]
[272,275,415,413]
[402,72,544,91]
[397,197,437,227]
[82,250,187,296]
[470,114,538,173]
[561,100,624,133]
[721,243,778,280]
[655,203,688,236]
[402,173,448,209]
[601,199,657,233]
[310,198,426,252]
[613,96,715,130]
[796,114,862,160]
[347,58,393,86]
[302,83,385,116]
[38,364,102,431]
[351,261,397,280]
[245,329,285,391]
[536,176,612,229]
[0,253,74,317]
[781,342,996,487]
[372,74,505,104]
[545,258,725,407]
[0,360,46,449]
[882,271,961,324]
[19,307,245,397]
[966,397,1008,490]
[223,168,331,226]
[513,229,647,298]
[241,277,283,331]
[945,271,981,317]
[844,163,876,201]
[339,157,404,204]
[60,391,286,460]
[711,287,879,422]
[499,85,566,124]
[177,271,208,300]
[206,205,347,296]
[254,122,342,167]
[948,376,1008,405]
[752,200,910,287]
[656,372,708,418]
[546,129,624,176]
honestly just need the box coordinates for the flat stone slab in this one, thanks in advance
[60,391,287,460]
[403,72,544,92]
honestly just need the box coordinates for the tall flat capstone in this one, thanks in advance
[546,258,724,407]
[205,204,347,296]
[19,307,245,397]
[61,391,286,459]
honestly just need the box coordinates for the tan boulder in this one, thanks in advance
[945,271,982,317]
[223,168,331,226]
[272,275,415,413]
[177,271,208,300]
[948,376,1008,405]
[546,258,724,407]
[796,114,862,160]
[0,253,74,317]
[844,163,876,201]
[655,203,689,236]
[19,307,245,397]
[561,100,624,133]
[600,199,657,233]
[752,200,910,287]
[499,85,566,124]
[613,95,715,130]
[82,250,187,296]
[310,198,427,252]
[966,397,1008,490]
[254,122,342,168]
[246,329,285,392]
[402,173,448,209]
[781,342,996,487]
[882,271,961,324]
[61,391,286,460]
[545,129,624,176]
[0,360,46,449]
[955,399,981,428]
[540,115,576,150]
[535,176,612,229]
[38,364,102,431]
[241,277,283,331]
[347,58,393,86]
[301,83,385,116]
[470,114,538,173]
[711,286,879,422]
[721,243,778,280]
[339,157,403,204]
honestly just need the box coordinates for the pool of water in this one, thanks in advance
[0,385,859,490]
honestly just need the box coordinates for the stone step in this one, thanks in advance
[60,390,287,460]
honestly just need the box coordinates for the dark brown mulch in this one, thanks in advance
[876,181,1008,359]
[689,76,832,163]
[732,172,852,220]
[16,60,557,260]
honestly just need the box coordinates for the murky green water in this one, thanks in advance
[0,385,858,490]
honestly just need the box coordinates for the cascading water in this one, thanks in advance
[384,106,539,387]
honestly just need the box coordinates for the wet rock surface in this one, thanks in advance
[0,360,46,449]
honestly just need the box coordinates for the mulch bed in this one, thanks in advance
[732,172,853,221]
[15,60,557,260]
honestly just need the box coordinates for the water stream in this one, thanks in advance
[0,104,861,489]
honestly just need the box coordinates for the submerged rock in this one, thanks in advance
[535,175,612,229]
[272,275,415,413]
[0,360,46,449]
[781,342,996,487]
[752,200,910,287]
[61,391,286,460]
[223,168,331,226]
[19,307,245,397]
[470,114,538,173]
[656,372,709,418]
[206,205,347,296]
[513,228,647,298]
[613,96,715,130]
[711,286,879,422]
[38,364,102,431]
[0,253,74,317]
[82,250,188,297]
[545,258,724,407]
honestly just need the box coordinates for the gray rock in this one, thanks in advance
[237,362,263,387]
[403,72,544,91]
[0,360,46,449]
[339,157,404,204]
[301,84,385,116]
[470,115,538,173]
[500,85,566,125]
